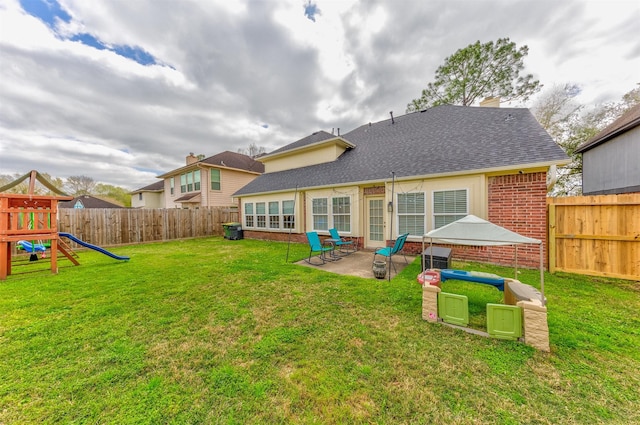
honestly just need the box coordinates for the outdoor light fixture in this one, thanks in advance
[387,201,393,212]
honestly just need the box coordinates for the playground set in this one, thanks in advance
[0,171,129,280]
[418,215,550,352]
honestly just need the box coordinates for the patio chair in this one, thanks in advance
[373,233,409,274]
[304,231,336,265]
[328,228,357,255]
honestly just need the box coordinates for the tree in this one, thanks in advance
[95,183,131,207]
[533,84,640,196]
[407,38,541,112]
[237,143,267,158]
[65,175,96,195]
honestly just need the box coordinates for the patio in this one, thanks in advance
[296,250,416,279]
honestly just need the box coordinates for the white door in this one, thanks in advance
[365,196,386,249]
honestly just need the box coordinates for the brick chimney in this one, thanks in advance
[186,152,198,165]
[480,97,500,107]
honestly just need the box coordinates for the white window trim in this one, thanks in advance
[431,188,469,230]
[311,196,352,234]
[396,191,426,237]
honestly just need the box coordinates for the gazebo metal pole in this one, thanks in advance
[514,245,518,279]
[285,184,298,263]
[388,172,395,282]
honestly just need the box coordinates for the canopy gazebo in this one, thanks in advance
[422,215,545,306]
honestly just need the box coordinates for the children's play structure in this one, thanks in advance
[0,171,129,280]
[419,215,550,352]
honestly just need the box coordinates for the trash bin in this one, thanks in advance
[223,222,243,240]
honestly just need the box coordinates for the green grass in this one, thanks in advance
[1,237,638,424]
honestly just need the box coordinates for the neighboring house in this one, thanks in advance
[233,104,569,268]
[130,181,165,209]
[157,151,264,209]
[59,195,123,209]
[575,103,640,195]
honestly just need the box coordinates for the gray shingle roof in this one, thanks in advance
[234,105,568,196]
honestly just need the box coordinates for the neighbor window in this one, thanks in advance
[245,203,254,227]
[180,170,200,193]
[283,200,295,229]
[256,202,266,228]
[193,170,201,191]
[433,189,468,228]
[332,196,351,232]
[398,192,425,236]
[170,177,174,195]
[312,198,328,231]
[269,201,280,229]
[210,169,221,190]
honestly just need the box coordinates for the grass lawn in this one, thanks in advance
[1,237,638,424]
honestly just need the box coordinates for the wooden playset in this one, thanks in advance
[0,171,76,280]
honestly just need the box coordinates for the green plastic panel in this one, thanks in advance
[487,304,522,340]
[438,292,469,326]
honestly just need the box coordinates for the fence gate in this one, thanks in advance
[547,194,640,280]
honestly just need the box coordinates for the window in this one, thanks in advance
[245,203,254,227]
[332,196,351,232]
[269,202,280,229]
[312,198,328,231]
[193,170,201,191]
[398,193,425,236]
[283,200,295,229]
[138,193,143,201]
[256,202,266,228]
[180,170,200,193]
[312,197,351,232]
[186,172,193,192]
[433,189,467,228]
[211,169,221,190]
[170,177,174,195]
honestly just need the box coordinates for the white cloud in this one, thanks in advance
[1,0,639,190]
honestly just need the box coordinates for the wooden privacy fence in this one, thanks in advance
[57,207,239,247]
[547,194,640,281]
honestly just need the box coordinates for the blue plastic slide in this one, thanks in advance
[17,240,47,253]
[59,232,130,261]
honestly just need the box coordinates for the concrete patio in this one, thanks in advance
[295,250,416,279]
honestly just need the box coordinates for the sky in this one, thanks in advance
[1,0,639,191]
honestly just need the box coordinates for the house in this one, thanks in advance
[233,104,569,268]
[574,103,640,195]
[156,151,264,209]
[130,181,165,209]
[59,195,123,209]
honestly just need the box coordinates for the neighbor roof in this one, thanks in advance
[234,105,568,196]
[157,151,264,178]
[59,195,123,208]
[575,103,640,153]
[131,181,164,194]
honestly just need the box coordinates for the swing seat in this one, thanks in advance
[17,240,47,253]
